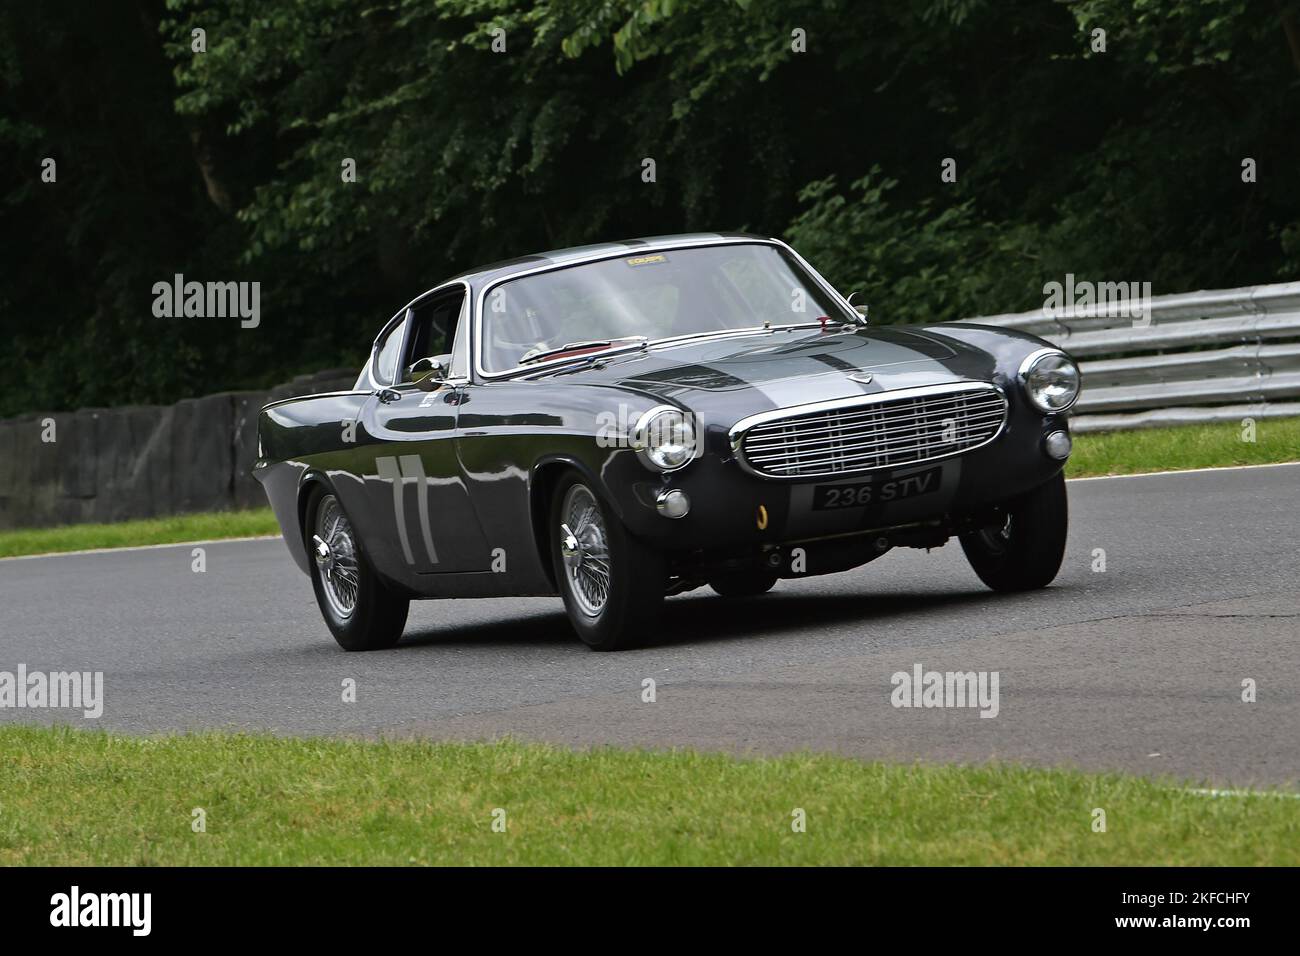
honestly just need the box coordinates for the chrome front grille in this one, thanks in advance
[733,383,1007,479]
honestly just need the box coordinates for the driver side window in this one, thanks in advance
[400,289,466,383]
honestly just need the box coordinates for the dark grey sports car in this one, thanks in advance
[254,234,1081,651]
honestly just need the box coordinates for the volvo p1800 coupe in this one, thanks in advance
[254,234,1080,651]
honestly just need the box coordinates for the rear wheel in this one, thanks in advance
[960,472,1068,592]
[551,475,665,651]
[306,486,409,651]
[709,570,779,597]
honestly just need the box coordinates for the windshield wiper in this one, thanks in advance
[519,336,647,365]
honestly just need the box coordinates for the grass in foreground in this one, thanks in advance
[1,418,1296,559]
[1,727,1295,865]
[0,508,277,559]
[1065,415,1300,478]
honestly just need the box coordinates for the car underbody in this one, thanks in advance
[663,504,1006,594]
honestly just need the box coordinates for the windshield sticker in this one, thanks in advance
[625,253,668,267]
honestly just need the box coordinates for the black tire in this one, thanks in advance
[960,471,1068,592]
[709,570,779,597]
[550,473,665,651]
[305,485,409,651]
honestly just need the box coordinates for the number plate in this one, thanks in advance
[811,466,942,511]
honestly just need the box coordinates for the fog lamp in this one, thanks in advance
[656,489,690,519]
[1044,430,1072,460]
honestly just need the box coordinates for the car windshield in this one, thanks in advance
[479,243,855,372]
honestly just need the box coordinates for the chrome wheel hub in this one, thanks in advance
[560,485,611,617]
[315,494,360,618]
[312,534,332,568]
[560,524,580,558]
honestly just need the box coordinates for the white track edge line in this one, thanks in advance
[1067,460,1300,481]
[0,534,281,562]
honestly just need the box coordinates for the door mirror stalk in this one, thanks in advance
[408,356,449,391]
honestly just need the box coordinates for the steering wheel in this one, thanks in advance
[518,341,553,362]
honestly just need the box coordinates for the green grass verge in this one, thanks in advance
[0,508,278,559]
[1,418,1296,559]
[1065,415,1300,478]
[1,727,1295,865]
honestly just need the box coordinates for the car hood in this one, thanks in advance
[538,325,999,420]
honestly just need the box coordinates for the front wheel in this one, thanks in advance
[306,486,410,651]
[959,471,1068,592]
[551,475,665,651]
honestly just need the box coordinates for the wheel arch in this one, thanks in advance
[296,470,333,547]
[528,455,615,592]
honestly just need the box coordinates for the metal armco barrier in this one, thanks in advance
[968,281,1300,432]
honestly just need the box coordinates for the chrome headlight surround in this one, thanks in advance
[1018,349,1081,414]
[632,405,698,472]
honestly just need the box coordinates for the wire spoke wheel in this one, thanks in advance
[550,473,666,650]
[315,494,360,618]
[560,484,612,617]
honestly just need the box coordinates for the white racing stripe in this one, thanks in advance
[747,373,866,410]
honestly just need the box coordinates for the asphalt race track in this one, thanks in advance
[3,464,1297,788]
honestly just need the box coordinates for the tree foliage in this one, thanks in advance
[2,0,1298,416]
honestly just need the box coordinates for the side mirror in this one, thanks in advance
[408,356,448,391]
[846,292,869,321]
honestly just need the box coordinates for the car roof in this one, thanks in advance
[445,232,774,288]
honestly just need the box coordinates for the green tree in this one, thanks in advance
[2,0,1298,416]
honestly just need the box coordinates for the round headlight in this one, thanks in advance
[1021,350,1080,413]
[634,407,698,471]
